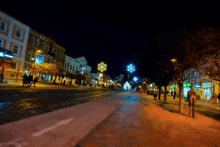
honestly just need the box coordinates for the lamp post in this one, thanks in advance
[171,58,177,99]
[31,50,42,87]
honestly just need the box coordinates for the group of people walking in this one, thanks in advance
[22,74,38,87]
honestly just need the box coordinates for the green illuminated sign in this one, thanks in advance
[183,82,191,87]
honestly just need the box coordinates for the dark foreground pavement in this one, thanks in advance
[1,92,220,147]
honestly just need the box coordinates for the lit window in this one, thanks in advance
[15,29,23,39]
[0,39,3,47]
[36,38,40,47]
[12,45,19,55]
[11,61,17,69]
[0,22,7,31]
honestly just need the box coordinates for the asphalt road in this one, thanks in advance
[0,88,120,125]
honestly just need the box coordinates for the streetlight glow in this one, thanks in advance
[133,77,138,81]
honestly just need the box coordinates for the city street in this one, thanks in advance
[1,92,220,146]
[0,82,119,125]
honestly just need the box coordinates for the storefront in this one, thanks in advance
[183,82,191,98]
[202,82,213,100]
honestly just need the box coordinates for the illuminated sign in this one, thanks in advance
[203,82,211,87]
[0,52,13,58]
[183,82,191,87]
[127,64,135,73]
[4,54,13,58]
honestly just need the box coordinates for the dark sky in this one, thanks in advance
[1,1,220,78]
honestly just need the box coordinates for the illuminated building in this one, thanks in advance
[123,81,131,90]
[0,11,30,80]
[24,29,66,81]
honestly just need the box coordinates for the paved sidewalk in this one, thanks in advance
[76,92,220,147]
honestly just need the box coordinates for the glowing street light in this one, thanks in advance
[127,64,135,73]
[133,77,138,82]
[98,62,107,72]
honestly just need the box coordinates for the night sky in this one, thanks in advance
[1,1,220,78]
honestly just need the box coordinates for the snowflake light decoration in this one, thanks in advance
[127,64,135,73]
[99,73,103,77]
[98,62,107,72]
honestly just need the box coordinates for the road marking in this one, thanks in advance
[32,118,74,137]
[77,94,103,100]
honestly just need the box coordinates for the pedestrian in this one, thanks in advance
[173,91,177,99]
[28,74,33,86]
[154,93,157,100]
[22,74,27,87]
[34,77,38,85]
[171,91,173,96]
[187,86,197,116]
[218,93,220,106]
[166,91,169,95]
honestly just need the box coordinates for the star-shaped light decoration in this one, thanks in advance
[98,62,107,72]
[127,64,135,73]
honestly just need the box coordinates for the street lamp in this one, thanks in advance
[133,77,138,82]
[31,50,42,87]
[171,58,177,99]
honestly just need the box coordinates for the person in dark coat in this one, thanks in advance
[173,91,177,99]
[22,74,27,87]
[171,91,173,96]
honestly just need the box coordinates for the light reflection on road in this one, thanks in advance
[0,90,119,125]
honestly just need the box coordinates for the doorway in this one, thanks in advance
[204,88,211,100]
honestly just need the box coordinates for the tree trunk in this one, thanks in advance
[164,85,167,103]
[179,84,184,113]
[158,86,161,100]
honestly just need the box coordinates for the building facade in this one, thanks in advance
[0,11,30,80]
[24,29,65,81]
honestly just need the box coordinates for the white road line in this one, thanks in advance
[32,118,74,137]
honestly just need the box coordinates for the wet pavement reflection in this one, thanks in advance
[0,89,119,125]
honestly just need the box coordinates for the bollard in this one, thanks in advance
[192,98,195,118]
